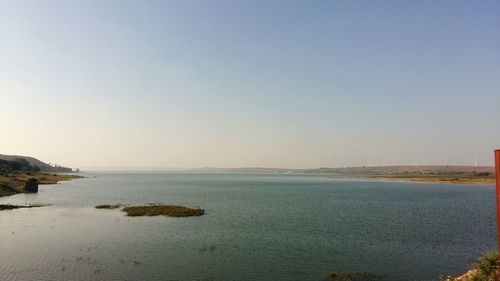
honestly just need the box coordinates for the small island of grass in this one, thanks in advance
[121,205,205,217]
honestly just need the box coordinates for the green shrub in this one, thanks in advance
[470,252,499,281]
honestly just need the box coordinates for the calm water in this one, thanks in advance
[0,172,496,281]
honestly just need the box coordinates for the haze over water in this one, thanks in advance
[0,172,496,281]
[1,0,499,168]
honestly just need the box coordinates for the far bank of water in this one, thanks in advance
[0,172,496,281]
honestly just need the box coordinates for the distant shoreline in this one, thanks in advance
[193,165,497,185]
[365,175,495,184]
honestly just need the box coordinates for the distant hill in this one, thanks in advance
[0,154,74,172]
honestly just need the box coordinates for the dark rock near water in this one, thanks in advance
[24,179,38,193]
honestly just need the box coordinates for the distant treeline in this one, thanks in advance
[0,158,41,175]
[0,158,72,176]
[48,164,73,173]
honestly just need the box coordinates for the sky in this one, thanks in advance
[0,0,499,169]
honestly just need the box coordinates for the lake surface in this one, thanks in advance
[0,172,497,281]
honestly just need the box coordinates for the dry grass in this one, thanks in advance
[0,172,82,196]
[121,205,205,217]
[13,172,83,184]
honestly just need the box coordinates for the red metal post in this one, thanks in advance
[495,149,500,256]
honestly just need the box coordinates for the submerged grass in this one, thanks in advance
[0,204,48,211]
[95,204,122,209]
[121,205,205,217]
[327,271,382,281]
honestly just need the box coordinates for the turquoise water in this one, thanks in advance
[0,172,496,281]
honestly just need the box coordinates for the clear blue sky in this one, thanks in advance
[1,0,499,168]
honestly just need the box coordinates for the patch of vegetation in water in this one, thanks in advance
[95,204,122,209]
[327,271,383,281]
[121,205,205,217]
[0,204,48,211]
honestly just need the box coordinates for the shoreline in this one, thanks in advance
[0,172,83,198]
[365,175,495,184]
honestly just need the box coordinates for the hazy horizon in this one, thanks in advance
[1,0,499,169]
